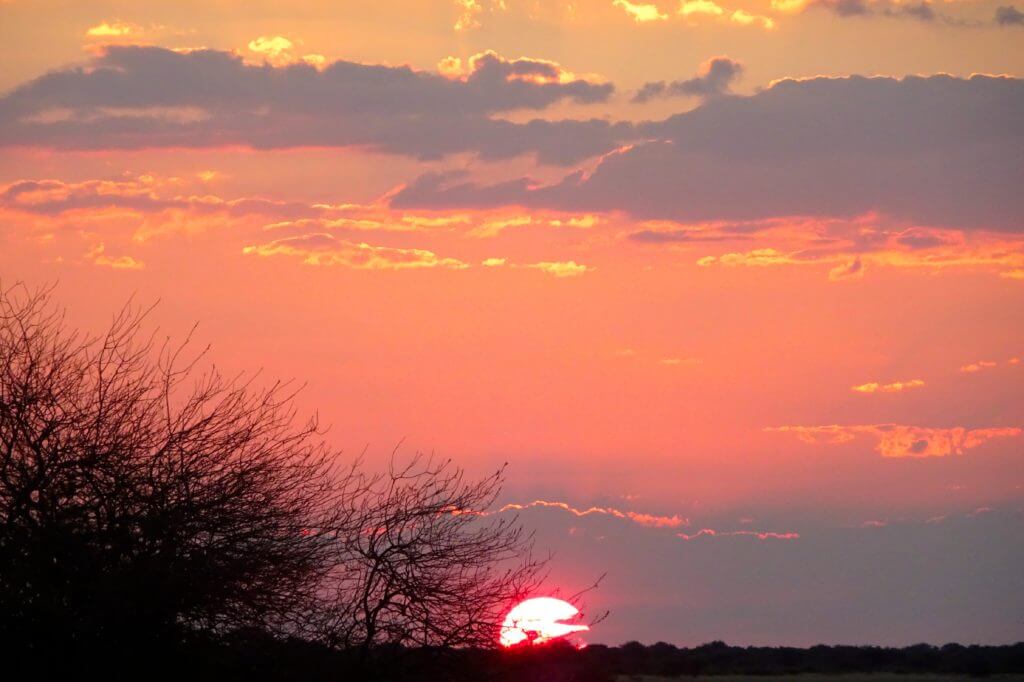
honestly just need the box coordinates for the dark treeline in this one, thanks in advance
[39,636,1021,681]
[580,640,1024,678]
[224,638,1024,680]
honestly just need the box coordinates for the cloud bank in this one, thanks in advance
[394,74,1024,232]
[0,45,621,164]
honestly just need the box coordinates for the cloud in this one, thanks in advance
[245,35,326,68]
[679,0,727,18]
[676,529,800,540]
[525,260,593,277]
[767,424,1022,457]
[84,242,143,270]
[468,215,532,237]
[728,8,776,27]
[0,176,359,228]
[393,74,1024,232]
[697,248,801,268]
[248,35,293,58]
[85,21,139,38]
[613,0,669,22]
[467,256,595,276]
[0,45,619,164]
[996,5,1024,25]
[659,357,701,366]
[489,499,801,542]
[464,212,597,237]
[959,360,997,373]
[957,358,1020,372]
[783,0,945,21]
[439,200,1024,282]
[675,0,774,28]
[0,176,613,259]
[633,56,743,103]
[821,0,916,18]
[688,223,1024,280]
[242,233,468,270]
[626,220,764,243]
[851,379,925,393]
[454,0,484,30]
[443,50,597,87]
[827,256,865,281]
[494,499,687,528]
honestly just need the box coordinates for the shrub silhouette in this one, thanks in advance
[0,283,542,674]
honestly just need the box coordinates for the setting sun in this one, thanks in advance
[500,597,590,648]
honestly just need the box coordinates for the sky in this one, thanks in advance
[1,0,1022,647]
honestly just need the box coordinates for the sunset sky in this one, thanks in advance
[1,0,1022,646]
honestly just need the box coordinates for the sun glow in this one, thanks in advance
[499,597,590,648]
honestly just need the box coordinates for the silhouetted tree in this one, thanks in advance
[316,454,544,654]
[0,283,543,672]
[0,283,354,666]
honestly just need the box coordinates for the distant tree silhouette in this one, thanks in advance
[0,283,543,672]
[315,455,544,654]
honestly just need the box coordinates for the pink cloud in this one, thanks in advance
[767,424,1022,457]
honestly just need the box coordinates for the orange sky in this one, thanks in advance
[1,0,1022,646]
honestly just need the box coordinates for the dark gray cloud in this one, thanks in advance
[393,74,1024,232]
[996,5,1024,24]
[627,223,761,243]
[0,178,328,218]
[817,0,873,16]
[897,1,936,21]
[811,0,943,21]
[894,227,957,249]
[0,46,623,164]
[633,57,743,104]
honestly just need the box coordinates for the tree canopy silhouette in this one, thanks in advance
[0,283,543,672]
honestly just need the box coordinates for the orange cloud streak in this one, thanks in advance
[767,424,1022,457]
[851,379,925,394]
[242,234,468,270]
[496,500,688,528]
[677,529,799,540]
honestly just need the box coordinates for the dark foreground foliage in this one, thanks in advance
[0,284,542,668]
[12,635,1024,680]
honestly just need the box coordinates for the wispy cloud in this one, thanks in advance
[659,357,701,366]
[728,8,776,28]
[767,424,1022,457]
[242,234,467,270]
[851,379,925,394]
[487,499,803,542]
[676,529,799,540]
[494,499,688,528]
[246,35,325,68]
[84,243,143,270]
[633,56,743,103]
[613,0,669,22]
[525,261,592,277]
[85,20,140,38]
[960,360,998,373]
